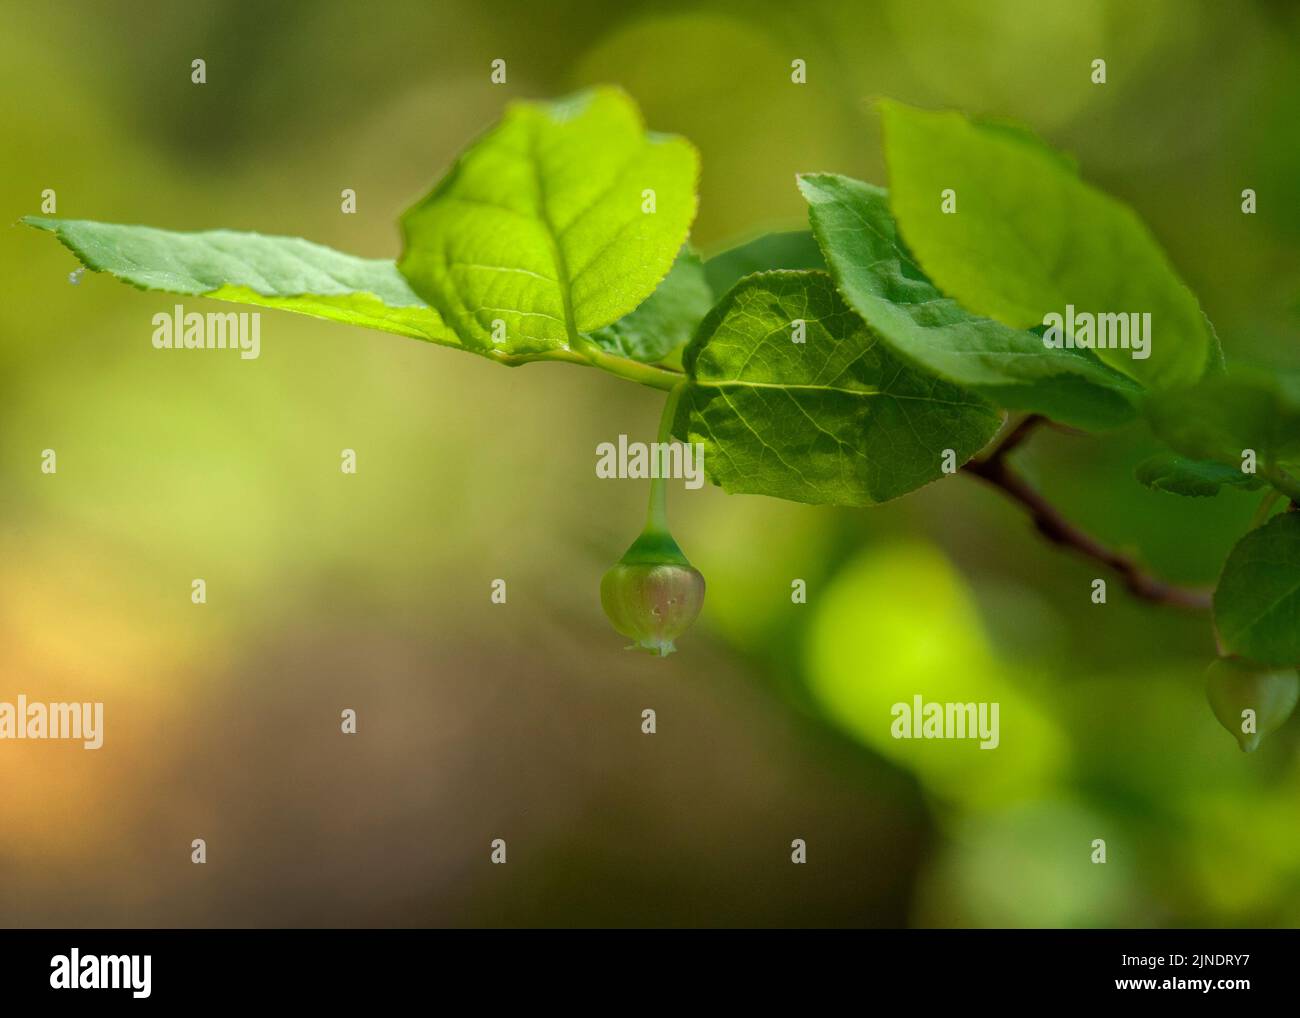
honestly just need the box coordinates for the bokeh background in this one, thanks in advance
[2,0,1299,927]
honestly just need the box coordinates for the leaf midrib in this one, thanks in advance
[694,378,880,394]
[527,122,580,353]
[691,378,987,409]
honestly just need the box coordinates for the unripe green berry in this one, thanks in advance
[600,530,705,657]
[1205,658,1300,752]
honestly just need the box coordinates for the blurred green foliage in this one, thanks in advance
[2,0,1299,928]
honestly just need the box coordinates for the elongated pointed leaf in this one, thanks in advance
[23,216,456,344]
[798,173,1140,430]
[399,87,699,357]
[1134,454,1267,497]
[676,270,1001,506]
[1215,513,1300,666]
[879,101,1212,389]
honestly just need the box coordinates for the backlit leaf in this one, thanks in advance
[676,270,1001,506]
[23,216,455,344]
[399,87,699,357]
[880,100,1212,389]
[798,173,1140,430]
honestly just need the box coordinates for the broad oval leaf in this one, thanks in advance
[23,216,455,344]
[676,270,1001,506]
[798,173,1140,430]
[590,250,711,364]
[399,87,699,356]
[879,100,1212,390]
[1134,453,1266,497]
[1215,513,1300,667]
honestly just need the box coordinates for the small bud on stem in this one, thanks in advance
[600,384,706,656]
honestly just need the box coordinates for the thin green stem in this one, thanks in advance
[496,345,685,391]
[586,346,685,390]
[646,383,686,534]
[1251,489,1284,529]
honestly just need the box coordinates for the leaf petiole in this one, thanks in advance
[496,344,685,390]
[1251,489,1284,529]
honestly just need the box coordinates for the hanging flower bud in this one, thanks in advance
[601,529,705,657]
[1205,658,1300,752]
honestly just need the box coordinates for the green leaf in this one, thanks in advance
[676,270,1001,506]
[399,87,699,357]
[798,173,1140,430]
[1134,453,1267,497]
[1145,368,1300,498]
[590,250,712,363]
[702,230,825,296]
[968,116,1080,175]
[22,216,456,344]
[879,100,1212,390]
[1215,513,1300,666]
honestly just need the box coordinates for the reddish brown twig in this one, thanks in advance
[961,416,1213,612]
